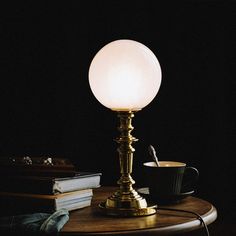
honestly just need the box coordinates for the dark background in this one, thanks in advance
[0,0,235,231]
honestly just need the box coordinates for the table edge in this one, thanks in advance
[60,205,217,236]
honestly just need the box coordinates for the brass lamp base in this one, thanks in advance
[99,201,157,217]
[99,187,157,216]
[99,111,157,217]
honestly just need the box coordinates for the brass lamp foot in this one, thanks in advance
[99,201,157,217]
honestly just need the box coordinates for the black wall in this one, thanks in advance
[0,0,235,223]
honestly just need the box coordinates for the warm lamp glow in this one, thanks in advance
[89,39,162,111]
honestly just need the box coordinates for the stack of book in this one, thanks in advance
[0,156,102,215]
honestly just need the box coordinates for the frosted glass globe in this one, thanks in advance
[88,39,162,111]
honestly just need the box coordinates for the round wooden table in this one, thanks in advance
[60,187,217,235]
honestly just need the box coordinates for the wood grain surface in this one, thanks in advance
[60,186,217,235]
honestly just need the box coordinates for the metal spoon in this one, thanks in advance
[148,145,160,167]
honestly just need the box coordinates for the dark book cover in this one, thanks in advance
[0,156,77,177]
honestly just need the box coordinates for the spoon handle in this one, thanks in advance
[148,145,160,167]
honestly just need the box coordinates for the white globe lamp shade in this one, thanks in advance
[88,39,162,111]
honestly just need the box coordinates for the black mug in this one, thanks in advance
[143,161,199,203]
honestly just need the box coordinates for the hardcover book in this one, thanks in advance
[1,172,102,194]
[0,188,93,215]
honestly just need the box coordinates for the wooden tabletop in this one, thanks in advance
[60,186,217,235]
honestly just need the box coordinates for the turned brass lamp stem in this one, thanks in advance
[116,111,137,193]
[99,111,157,216]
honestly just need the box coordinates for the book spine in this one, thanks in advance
[0,195,56,215]
[1,178,55,194]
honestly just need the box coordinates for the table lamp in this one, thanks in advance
[88,39,162,216]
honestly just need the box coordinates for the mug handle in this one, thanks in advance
[182,167,199,193]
